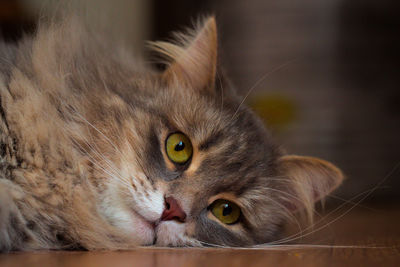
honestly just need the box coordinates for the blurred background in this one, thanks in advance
[0,0,399,205]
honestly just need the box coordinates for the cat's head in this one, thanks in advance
[79,17,344,247]
[17,16,343,247]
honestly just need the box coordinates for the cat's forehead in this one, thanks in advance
[152,89,279,180]
[149,85,266,144]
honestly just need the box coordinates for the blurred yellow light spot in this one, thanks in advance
[249,94,297,131]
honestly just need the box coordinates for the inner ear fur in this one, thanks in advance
[277,155,344,220]
[150,17,218,92]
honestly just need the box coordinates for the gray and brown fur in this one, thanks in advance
[0,15,343,251]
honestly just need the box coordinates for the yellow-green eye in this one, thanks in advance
[165,133,193,164]
[210,199,241,225]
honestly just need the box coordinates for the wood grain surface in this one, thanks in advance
[1,205,399,267]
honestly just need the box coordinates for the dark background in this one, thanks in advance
[1,0,399,204]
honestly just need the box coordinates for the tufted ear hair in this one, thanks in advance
[151,17,218,92]
[277,155,344,222]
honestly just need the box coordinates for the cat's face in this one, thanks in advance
[71,18,343,247]
[97,77,281,247]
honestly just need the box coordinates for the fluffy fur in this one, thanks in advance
[0,15,343,251]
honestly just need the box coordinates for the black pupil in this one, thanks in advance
[222,204,232,216]
[174,141,185,151]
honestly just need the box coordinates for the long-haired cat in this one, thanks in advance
[0,14,343,251]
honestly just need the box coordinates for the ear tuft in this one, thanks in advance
[150,17,218,91]
[277,155,344,222]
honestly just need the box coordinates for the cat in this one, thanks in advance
[0,14,343,251]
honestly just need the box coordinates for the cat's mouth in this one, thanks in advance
[127,196,188,245]
[131,216,165,246]
[129,209,187,246]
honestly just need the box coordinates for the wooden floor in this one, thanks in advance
[1,204,400,267]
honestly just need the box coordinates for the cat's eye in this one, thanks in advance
[209,199,241,225]
[165,133,193,164]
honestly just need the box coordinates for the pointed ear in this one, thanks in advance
[152,17,218,91]
[277,155,344,219]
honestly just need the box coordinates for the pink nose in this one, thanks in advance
[161,197,186,223]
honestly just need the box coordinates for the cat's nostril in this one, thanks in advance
[161,197,186,223]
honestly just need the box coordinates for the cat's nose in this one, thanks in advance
[161,196,186,223]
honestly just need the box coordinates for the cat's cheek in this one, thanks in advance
[99,198,155,245]
[130,188,165,222]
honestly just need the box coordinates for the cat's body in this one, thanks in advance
[0,16,343,251]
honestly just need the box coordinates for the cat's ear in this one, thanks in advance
[152,17,218,91]
[277,155,344,218]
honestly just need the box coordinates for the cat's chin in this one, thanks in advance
[154,221,198,247]
[128,209,157,245]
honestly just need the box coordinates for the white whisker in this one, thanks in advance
[266,162,400,245]
[230,58,298,122]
